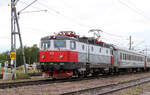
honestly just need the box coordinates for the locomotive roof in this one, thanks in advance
[41,35,112,48]
[40,33,147,56]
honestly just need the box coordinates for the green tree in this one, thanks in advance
[0,44,40,67]
[0,51,10,66]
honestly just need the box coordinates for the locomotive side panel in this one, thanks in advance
[76,41,112,68]
[88,45,112,68]
[76,42,88,63]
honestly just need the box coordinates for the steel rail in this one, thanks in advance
[61,76,150,95]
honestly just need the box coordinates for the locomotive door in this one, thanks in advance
[86,44,90,63]
[113,50,118,67]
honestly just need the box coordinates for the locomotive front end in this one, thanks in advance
[40,34,78,78]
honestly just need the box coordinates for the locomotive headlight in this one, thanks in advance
[41,55,45,59]
[50,63,53,65]
[59,55,63,59]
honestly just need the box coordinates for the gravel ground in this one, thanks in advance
[105,82,150,95]
[1,72,150,95]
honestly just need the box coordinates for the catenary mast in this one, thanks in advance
[11,0,27,74]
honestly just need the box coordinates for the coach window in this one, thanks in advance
[127,54,129,60]
[123,54,125,60]
[129,55,131,60]
[124,54,126,60]
[132,55,134,61]
[134,56,136,61]
[131,55,132,60]
[124,54,125,60]
[138,56,140,61]
[120,53,122,60]
[128,55,130,60]
[125,54,127,60]
[70,41,76,50]
[82,45,85,50]
[135,56,137,61]
[139,57,141,61]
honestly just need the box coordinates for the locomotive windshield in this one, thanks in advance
[54,40,66,48]
[41,41,50,50]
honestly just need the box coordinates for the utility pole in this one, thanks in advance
[11,0,27,74]
[129,36,132,50]
[10,0,45,76]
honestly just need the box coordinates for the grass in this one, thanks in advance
[16,69,39,74]
[15,69,39,79]
[121,85,142,95]
[0,69,41,81]
[16,72,30,79]
[6,88,11,93]
[18,88,24,94]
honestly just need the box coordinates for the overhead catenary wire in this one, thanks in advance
[37,1,60,15]
[17,0,148,50]
[103,31,127,39]
[123,0,148,14]
[18,0,38,14]
[19,0,42,10]
[33,0,130,42]
[117,0,150,21]
[21,10,47,14]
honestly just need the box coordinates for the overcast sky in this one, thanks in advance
[0,0,150,53]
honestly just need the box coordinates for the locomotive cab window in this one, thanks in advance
[54,40,66,48]
[41,41,50,50]
[70,41,76,50]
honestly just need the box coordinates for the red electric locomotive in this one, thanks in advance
[40,31,114,78]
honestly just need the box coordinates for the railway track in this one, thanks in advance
[0,72,149,90]
[61,76,150,95]
[0,75,101,89]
